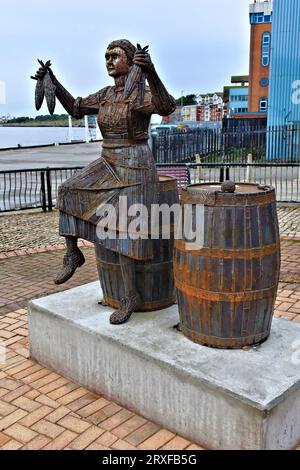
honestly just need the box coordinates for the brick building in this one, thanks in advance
[196,93,224,122]
[248,0,273,115]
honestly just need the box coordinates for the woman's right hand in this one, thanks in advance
[31,60,54,81]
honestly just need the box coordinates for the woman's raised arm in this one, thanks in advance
[31,62,102,118]
[132,49,176,116]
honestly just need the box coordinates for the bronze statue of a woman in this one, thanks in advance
[32,39,176,325]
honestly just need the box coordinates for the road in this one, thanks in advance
[0,142,101,171]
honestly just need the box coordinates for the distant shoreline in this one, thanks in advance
[0,140,101,152]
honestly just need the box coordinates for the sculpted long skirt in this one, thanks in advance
[57,141,159,261]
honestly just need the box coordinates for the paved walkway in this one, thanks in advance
[1,205,300,255]
[0,247,98,316]
[0,246,202,450]
[0,142,100,171]
[278,206,300,239]
[0,307,201,450]
[0,209,300,450]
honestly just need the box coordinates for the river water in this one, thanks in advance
[0,126,87,149]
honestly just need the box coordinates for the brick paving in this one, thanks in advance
[0,308,203,450]
[0,217,203,450]
[0,208,300,450]
[1,204,300,255]
[278,206,300,239]
[0,210,61,253]
[0,248,98,316]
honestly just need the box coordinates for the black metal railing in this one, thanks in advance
[152,125,300,164]
[188,162,300,203]
[0,167,82,212]
[1,160,300,212]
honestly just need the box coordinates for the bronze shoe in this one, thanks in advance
[109,293,141,325]
[54,249,85,285]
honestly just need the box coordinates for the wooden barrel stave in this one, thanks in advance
[95,176,179,311]
[175,183,280,349]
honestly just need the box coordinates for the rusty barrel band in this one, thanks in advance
[179,324,270,348]
[174,241,280,259]
[181,189,276,207]
[175,276,277,302]
[103,294,176,312]
[97,259,173,273]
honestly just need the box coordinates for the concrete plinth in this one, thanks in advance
[28,282,300,450]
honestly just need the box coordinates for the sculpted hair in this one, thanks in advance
[107,39,136,65]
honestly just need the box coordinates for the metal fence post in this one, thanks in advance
[46,167,53,211]
[195,154,201,183]
[40,171,47,212]
[220,168,224,182]
[246,153,253,182]
[226,167,230,181]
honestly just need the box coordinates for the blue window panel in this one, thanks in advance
[262,56,269,66]
[260,98,268,112]
[250,13,272,25]
[261,32,271,66]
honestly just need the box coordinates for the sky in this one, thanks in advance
[0,0,251,117]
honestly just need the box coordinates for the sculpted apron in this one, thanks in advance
[57,92,159,260]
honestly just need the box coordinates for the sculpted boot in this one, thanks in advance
[109,254,141,325]
[54,237,85,285]
[109,293,141,325]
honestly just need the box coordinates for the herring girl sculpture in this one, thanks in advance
[32,39,176,325]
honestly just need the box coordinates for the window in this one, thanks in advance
[262,32,271,66]
[231,107,247,114]
[260,98,268,112]
[231,95,248,102]
[250,13,271,24]
[260,78,269,87]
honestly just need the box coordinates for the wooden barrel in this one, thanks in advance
[174,182,281,349]
[95,175,179,311]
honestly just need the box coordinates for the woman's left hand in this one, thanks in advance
[133,45,154,73]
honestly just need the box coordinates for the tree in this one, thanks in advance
[175,94,197,106]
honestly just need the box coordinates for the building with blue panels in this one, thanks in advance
[224,86,249,117]
[223,77,249,118]
[267,0,300,160]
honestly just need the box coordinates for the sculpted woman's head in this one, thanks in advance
[105,39,136,77]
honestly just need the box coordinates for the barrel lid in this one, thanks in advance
[182,182,275,206]
[187,183,272,195]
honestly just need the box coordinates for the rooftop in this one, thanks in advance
[249,0,273,16]
[231,75,249,85]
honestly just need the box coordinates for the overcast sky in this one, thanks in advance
[0,0,251,117]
